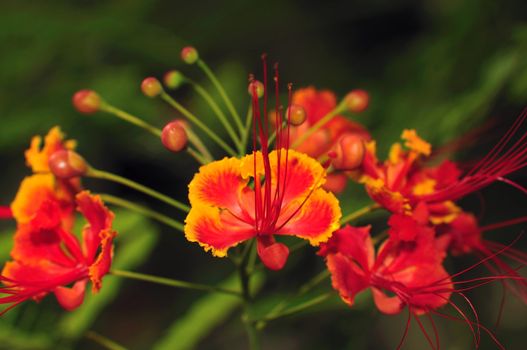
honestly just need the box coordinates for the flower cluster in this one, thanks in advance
[1,47,525,349]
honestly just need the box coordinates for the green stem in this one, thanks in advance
[257,270,330,329]
[240,105,253,156]
[187,78,243,151]
[238,240,261,350]
[291,100,347,148]
[87,168,190,213]
[258,293,332,323]
[184,126,214,163]
[100,102,162,137]
[99,194,184,232]
[85,331,128,350]
[99,101,208,164]
[111,269,241,297]
[160,92,237,156]
[340,203,381,225]
[196,59,245,133]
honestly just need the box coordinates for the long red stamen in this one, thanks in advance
[420,109,527,203]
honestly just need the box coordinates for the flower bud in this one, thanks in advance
[286,104,307,126]
[162,121,188,153]
[48,150,88,179]
[328,134,365,170]
[248,80,264,98]
[163,70,185,89]
[181,46,199,64]
[345,89,369,113]
[141,77,162,97]
[72,90,101,114]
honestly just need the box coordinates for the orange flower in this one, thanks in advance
[185,150,341,270]
[185,70,341,270]
[0,191,116,313]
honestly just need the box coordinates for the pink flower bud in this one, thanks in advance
[72,90,101,114]
[248,80,264,98]
[345,89,369,113]
[162,121,188,153]
[141,77,162,97]
[181,46,199,64]
[163,70,185,89]
[286,104,307,126]
[329,134,365,170]
[48,150,88,179]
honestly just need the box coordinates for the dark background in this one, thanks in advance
[1,0,526,349]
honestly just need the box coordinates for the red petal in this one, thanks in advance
[76,191,115,262]
[326,253,370,307]
[54,279,87,311]
[0,206,12,219]
[257,239,289,271]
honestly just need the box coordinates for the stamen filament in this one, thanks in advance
[99,194,184,232]
[110,269,241,297]
[196,59,245,133]
[87,168,190,213]
[160,92,237,156]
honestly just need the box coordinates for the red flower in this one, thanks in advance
[0,191,116,313]
[289,87,370,193]
[320,224,451,315]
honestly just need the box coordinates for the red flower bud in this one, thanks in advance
[163,70,185,89]
[162,121,188,153]
[329,134,365,170]
[181,46,199,64]
[141,77,162,97]
[248,80,264,98]
[72,90,101,114]
[345,89,369,113]
[286,104,307,126]
[48,150,88,179]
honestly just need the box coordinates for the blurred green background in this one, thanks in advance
[1,0,527,349]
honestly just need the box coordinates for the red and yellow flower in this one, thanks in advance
[185,149,341,270]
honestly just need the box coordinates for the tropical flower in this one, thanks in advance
[0,190,116,313]
[184,74,342,270]
[319,224,451,315]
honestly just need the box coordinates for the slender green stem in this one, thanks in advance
[87,168,190,213]
[257,270,330,329]
[240,105,253,156]
[340,203,381,225]
[187,78,243,151]
[186,146,208,165]
[184,126,213,163]
[99,194,184,232]
[258,293,332,323]
[160,92,237,156]
[196,59,245,133]
[100,102,162,137]
[99,101,208,164]
[111,269,241,297]
[85,331,128,350]
[238,240,261,350]
[291,100,347,148]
